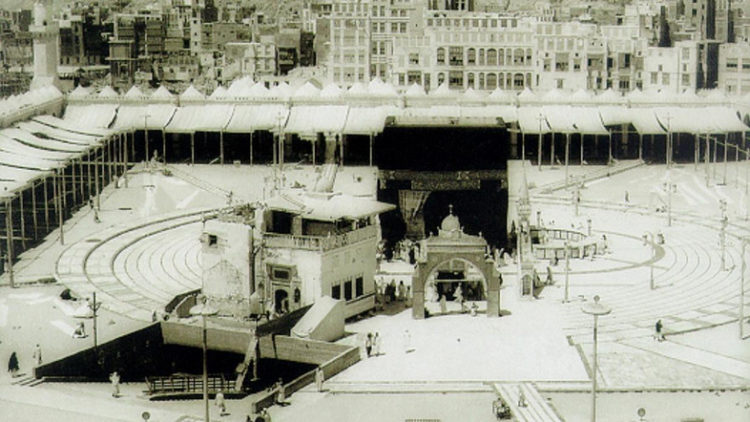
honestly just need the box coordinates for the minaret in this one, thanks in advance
[29,0,60,90]
[517,168,536,296]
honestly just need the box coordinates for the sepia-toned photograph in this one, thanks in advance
[0,0,749,421]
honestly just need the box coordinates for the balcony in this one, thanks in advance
[264,225,377,252]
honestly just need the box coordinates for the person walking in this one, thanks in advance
[365,333,373,357]
[314,366,325,392]
[215,391,227,416]
[32,344,42,367]
[109,371,121,397]
[655,319,665,341]
[439,294,447,314]
[8,351,19,378]
[275,378,286,405]
[372,332,381,356]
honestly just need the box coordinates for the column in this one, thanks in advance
[4,199,14,288]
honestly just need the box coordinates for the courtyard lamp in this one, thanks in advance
[581,295,611,422]
[190,295,218,422]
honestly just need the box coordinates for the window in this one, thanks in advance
[355,276,363,297]
[332,283,341,299]
[437,47,445,64]
[556,79,564,89]
[662,73,669,85]
[449,46,463,66]
[651,72,658,84]
[488,49,497,66]
[487,73,497,89]
[467,72,475,87]
[409,53,419,65]
[682,74,690,85]
[727,59,738,69]
[449,71,463,88]
[344,279,352,300]
[619,79,630,90]
[467,48,476,65]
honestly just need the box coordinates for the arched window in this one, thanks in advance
[478,49,485,66]
[437,47,445,64]
[438,72,445,85]
[467,48,476,65]
[467,72,475,88]
[487,73,497,90]
[514,48,525,65]
[488,49,498,66]
[478,73,485,89]
[526,48,533,66]
[514,73,525,89]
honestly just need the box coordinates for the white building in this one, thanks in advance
[643,40,699,93]
[718,42,750,95]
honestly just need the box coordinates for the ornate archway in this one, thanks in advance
[412,206,499,319]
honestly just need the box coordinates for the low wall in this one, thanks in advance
[258,335,353,364]
[252,342,360,413]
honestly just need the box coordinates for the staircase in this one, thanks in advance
[234,334,259,391]
[493,383,563,422]
[11,376,45,387]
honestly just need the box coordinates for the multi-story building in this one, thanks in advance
[535,21,597,91]
[718,41,750,95]
[58,7,109,67]
[600,24,647,92]
[642,40,699,93]
[221,39,276,83]
[392,10,536,91]
[327,0,371,85]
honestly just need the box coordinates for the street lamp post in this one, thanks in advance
[720,199,728,271]
[537,113,544,172]
[581,295,611,422]
[740,238,747,340]
[563,239,570,303]
[645,231,656,290]
[190,295,218,422]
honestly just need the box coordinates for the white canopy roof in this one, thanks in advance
[542,105,576,133]
[629,108,666,134]
[165,104,234,133]
[285,105,348,135]
[63,104,118,129]
[569,107,609,135]
[517,106,550,133]
[265,191,396,222]
[343,106,388,135]
[224,104,289,133]
[113,103,177,130]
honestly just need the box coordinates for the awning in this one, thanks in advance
[703,107,749,133]
[16,121,101,146]
[517,107,550,134]
[343,107,388,135]
[224,104,289,133]
[113,104,177,130]
[265,192,396,222]
[543,106,576,133]
[0,163,47,184]
[0,150,61,171]
[654,107,706,133]
[34,115,111,137]
[598,105,630,126]
[284,105,348,136]
[1,128,89,153]
[569,107,609,135]
[165,104,235,133]
[0,134,78,161]
[62,104,118,129]
[629,109,666,135]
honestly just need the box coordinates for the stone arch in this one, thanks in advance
[413,251,498,319]
[423,257,489,302]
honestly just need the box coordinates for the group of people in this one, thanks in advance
[7,344,44,379]
[364,332,382,357]
[377,280,410,307]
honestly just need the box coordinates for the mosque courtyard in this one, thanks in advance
[0,160,748,421]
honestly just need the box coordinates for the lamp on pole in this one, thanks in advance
[581,295,611,422]
[740,238,747,340]
[646,231,656,290]
[190,295,218,422]
[537,113,544,172]
[89,292,101,352]
[563,239,570,303]
[719,199,728,271]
